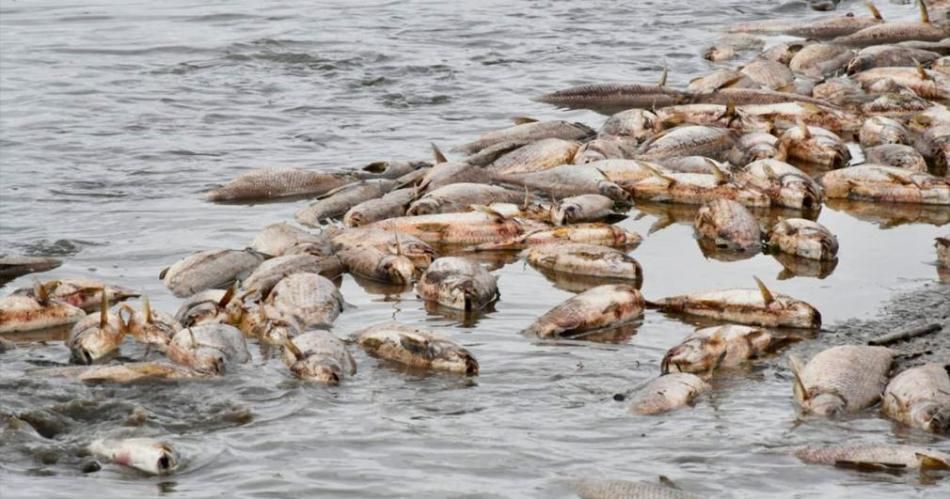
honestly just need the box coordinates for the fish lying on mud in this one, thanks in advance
[416,257,498,311]
[662,325,800,375]
[161,249,266,298]
[789,345,894,417]
[767,219,838,261]
[204,168,355,202]
[354,322,478,375]
[524,243,642,283]
[693,199,762,252]
[88,438,178,475]
[522,284,643,339]
[282,330,356,384]
[795,443,950,472]
[882,363,950,434]
[628,373,710,415]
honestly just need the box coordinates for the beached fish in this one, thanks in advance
[736,159,824,210]
[417,157,491,192]
[534,83,687,115]
[789,44,854,78]
[204,168,354,202]
[778,123,850,168]
[796,443,950,472]
[599,109,659,142]
[174,288,233,328]
[339,245,415,285]
[343,187,415,227]
[638,126,736,162]
[354,322,478,375]
[295,179,396,226]
[167,323,250,374]
[453,119,594,155]
[585,159,666,187]
[249,222,334,257]
[161,249,266,298]
[0,255,61,281]
[470,223,641,251]
[913,121,950,170]
[767,218,838,261]
[762,42,806,65]
[121,296,180,351]
[416,257,498,311]
[833,2,949,47]
[266,273,343,329]
[742,59,795,91]
[625,168,771,207]
[552,194,618,225]
[368,209,525,246]
[572,138,637,164]
[629,373,710,415]
[847,44,941,74]
[0,283,86,334]
[331,228,434,269]
[496,165,632,203]
[407,183,525,215]
[819,165,950,204]
[882,363,950,434]
[692,87,845,108]
[240,254,344,299]
[812,77,869,108]
[525,243,641,283]
[728,132,786,166]
[488,138,580,175]
[12,278,138,313]
[726,6,883,39]
[864,91,941,117]
[66,291,125,364]
[853,66,950,100]
[282,330,356,385]
[650,277,821,328]
[88,438,178,475]
[522,284,643,338]
[662,325,798,375]
[656,157,728,175]
[863,144,928,172]
[789,345,893,416]
[694,199,762,251]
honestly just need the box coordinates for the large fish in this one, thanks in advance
[522,284,643,338]
[339,245,415,285]
[0,283,86,334]
[407,183,525,215]
[488,138,581,175]
[496,164,632,203]
[861,116,912,148]
[789,345,894,417]
[368,209,526,246]
[331,227,434,269]
[282,330,356,385]
[174,288,233,328]
[342,187,416,227]
[572,137,637,164]
[470,223,641,251]
[66,290,125,364]
[662,325,799,375]
[725,7,883,39]
[819,165,950,204]
[160,249,266,298]
[852,66,950,100]
[882,363,950,434]
[795,444,950,472]
[598,109,659,142]
[649,277,821,328]
[12,278,137,313]
[249,222,334,257]
[525,243,642,283]
[767,219,838,261]
[694,199,762,252]
[551,194,618,225]
[295,179,397,226]
[734,102,862,133]
[736,159,824,210]
[628,373,710,415]
[847,44,941,74]
[778,123,850,168]
[741,59,796,91]
[416,257,498,311]
[0,255,61,281]
[728,132,786,166]
[638,126,736,162]
[624,168,771,207]
[241,254,344,298]
[204,168,354,202]
[167,323,250,374]
[266,273,343,329]
[833,2,949,47]
[863,144,928,172]
[453,119,594,155]
[88,438,178,475]
[352,159,430,181]
[789,43,854,78]
[533,83,688,115]
[354,322,478,375]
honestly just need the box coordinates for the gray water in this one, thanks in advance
[0,0,948,497]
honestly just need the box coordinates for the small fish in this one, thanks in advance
[354,322,478,375]
[496,164,632,203]
[339,245,415,285]
[638,126,737,162]
[282,330,356,385]
[728,132,786,166]
[522,284,644,338]
[863,144,928,172]
[368,209,526,246]
[736,159,824,210]
[0,282,86,334]
[204,168,354,202]
[67,290,125,364]
[488,138,580,175]
[789,44,854,78]
[241,254,344,299]
[778,123,851,168]
[266,273,344,329]
[882,363,950,434]
[649,277,821,328]
[470,223,641,251]
[342,188,416,227]
[121,296,181,351]
[294,179,397,226]
[331,228,434,270]
[249,222,334,257]
[167,323,250,374]
[662,325,799,375]
[847,44,941,74]
[12,278,138,313]
[160,249,266,298]
[453,120,594,155]
[407,183,525,215]
[693,199,762,251]
[789,345,893,417]
[795,444,950,472]
[741,59,795,91]
[88,438,178,475]
[534,84,688,115]
[767,218,838,261]
[552,194,618,225]
[566,477,703,499]
[525,243,642,283]
[628,373,710,415]
[0,255,61,280]
[833,2,949,47]
[598,109,659,142]
[416,257,498,311]
[819,165,950,205]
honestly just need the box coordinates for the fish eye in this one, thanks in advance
[158,454,172,471]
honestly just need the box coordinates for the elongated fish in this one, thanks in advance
[161,249,266,298]
[819,165,950,205]
[566,477,703,499]
[742,59,795,91]
[847,44,941,74]
[343,187,416,227]
[295,179,396,226]
[833,2,949,47]
[354,322,478,375]
[0,255,61,281]
[572,137,637,164]
[416,257,498,311]
[0,283,86,334]
[36,362,202,383]
[599,109,659,142]
[241,254,344,298]
[11,278,137,313]
[282,330,356,384]
[863,144,928,172]
[88,438,178,475]
[625,168,771,208]
[204,168,354,202]
[368,209,526,246]
[789,345,893,417]
[525,243,642,283]
[882,363,950,434]
[852,66,950,100]
[638,126,736,162]
[662,325,799,375]
[453,120,594,155]
[795,444,950,472]
[407,183,525,215]
[496,164,632,203]
[694,199,762,251]
[767,219,838,261]
[534,83,688,115]
[628,373,710,415]
[470,223,641,251]
[522,284,643,338]
[725,7,883,39]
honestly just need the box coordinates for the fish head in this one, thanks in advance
[429,341,479,376]
[597,181,632,204]
[290,355,343,385]
[916,402,950,435]
[187,346,228,375]
[146,442,178,475]
[805,392,846,417]
[552,203,578,226]
[660,338,710,374]
[780,175,823,211]
[69,321,122,365]
[381,255,416,285]
[407,199,439,216]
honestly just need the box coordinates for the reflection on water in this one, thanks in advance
[826,199,950,229]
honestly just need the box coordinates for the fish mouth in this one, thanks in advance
[157,451,176,474]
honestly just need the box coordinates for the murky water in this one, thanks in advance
[1,0,948,497]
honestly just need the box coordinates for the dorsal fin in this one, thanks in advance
[34,280,49,304]
[916,453,949,471]
[642,163,676,186]
[762,163,777,178]
[797,120,810,139]
[919,0,931,25]
[472,204,505,222]
[159,267,169,280]
[98,288,109,329]
[218,282,238,308]
[719,100,737,124]
[789,354,808,402]
[658,67,668,88]
[706,159,729,184]
[143,295,153,324]
[754,276,775,305]
[394,232,403,256]
[283,338,303,361]
[915,60,930,81]
[431,143,447,164]
[512,116,538,125]
[522,185,530,210]
[658,476,680,490]
[866,1,883,21]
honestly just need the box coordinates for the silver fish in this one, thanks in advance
[266,273,344,329]
[863,143,928,172]
[282,330,356,385]
[736,159,824,210]
[12,278,138,313]
[778,123,850,168]
[833,2,949,47]
[767,218,838,261]
[160,249,266,298]
[638,126,736,162]
[0,285,86,334]
[572,138,637,164]
[662,325,798,375]
[241,254,344,298]
[295,179,396,226]
[726,7,883,39]
[789,43,854,78]
[883,363,950,434]
[339,245,415,285]
[66,291,125,364]
[497,165,632,203]
[204,168,354,202]
[728,133,786,166]
[88,438,178,475]
[342,187,416,227]
[331,227,434,270]
[552,194,618,225]
[694,199,762,251]
[453,120,593,155]
[534,84,687,115]
[628,373,710,415]
[416,257,498,311]
[525,243,642,282]
[488,138,580,175]
[470,223,641,251]
[795,443,950,472]
[741,59,795,91]
[407,183,525,215]
[249,222,334,257]
[789,345,894,417]
[167,323,250,374]
[859,116,912,147]
[819,165,950,204]
[566,477,702,499]
[847,44,941,74]
[598,109,659,142]
[354,322,478,375]
[522,284,644,338]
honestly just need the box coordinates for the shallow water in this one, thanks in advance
[0,0,948,497]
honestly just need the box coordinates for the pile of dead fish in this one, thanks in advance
[2,0,950,487]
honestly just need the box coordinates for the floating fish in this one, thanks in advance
[173,288,233,328]
[339,245,415,285]
[295,179,397,226]
[354,322,478,375]
[882,363,950,434]
[36,362,202,383]
[497,164,632,203]
[0,282,86,334]
[121,296,180,351]
[161,249,266,298]
[694,199,762,252]
[742,59,796,91]
[416,257,498,311]
[638,126,737,162]
[534,83,688,115]
[204,168,354,202]
[282,330,356,385]
[847,44,941,74]
[598,109,659,142]
[662,325,799,375]
[566,477,702,499]
[241,254,344,298]
[736,159,824,210]
[12,278,137,313]
[522,284,643,338]
[778,123,850,168]
[342,187,416,227]
[88,438,178,475]
[625,167,771,208]
[833,2,949,47]
[167,323,250,374]
[66,290,125,364]
[488,138,581,175]
[863,144,928,172]
[789,43,854,78]
[628,373,710,415]
[767,218,839,261]
[331,228,434,270]
[0,255,61,281]
[728,132,786,166]
[789,345,893,417]
[795,443,950,472]
[453,119,594,155]
[552,194,618,225]
[819,165,950,205]
[525,243,642,283]
[469,223,641,251]
[407,183,525,215]
[266,273,344,329]
[368,209,526,246]
[249,222,334,258]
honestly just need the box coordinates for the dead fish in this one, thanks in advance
[12,278,138,313]
[833,2,949,47]
[789,345,893,416]
[339,245,415,285]
[167,323,250,374]
[475,201,553,222]
[788,44,855,78]
[736,159,824,210]
[241,254,344,298]
[778,123,851,168]
[812,77,869,108]
[331,227,434,269]
[687,69,758,94]
[738,101,862,134]
[598,109,659,142]
[488,138,580,175]
[551,194,618,226]
[819,165,950,204]
[0,284,86,334]
[853,66,950,100]
[638,126,737,162]
[882,363,950,434]
[353,159,429,180]
[650,277,821,328]
[566,477,702,499]
[703,34,764,61]
[471,223,641,251]
[496,165,632,203]
[67,290,125,364]
[0,255,61,280]
[173,288,233,328]
[741,59,795,91]
[407,183,525,215]
[522,284,643,338]
[653,103,749,131]
[453,119,594,155]
[295,179,397,226]
[368,209,525,246]
[282,330,356,384]
[761,42,806,66]
[88,438,178,475]
[121,296,181,351]
[416,257,498,311]
[626,167,772,207]
[628,373,710,415]
[161,249,266,298]
[266,273,343,329]
[847,44,941,74]
[863,144,929,172]
[662,324,798,375]
[694,199,762,251]
[938,236,950,266]
[913,120,950,170]
[534,83,687,115]
[691,88,846,109]
[728,132,787,166]
[416,149,492,192]
[795,443,950,472]
[525,243,642,282]
[249,222,334,257]
[727,6,883,38]
[354,322,478,375]
[859,116,912,147]
[204,168,354,202]
[767,218,839,261]
[343,187,416,227]
[572,138,637,164]
[37,362,202,383]
[861,92,933,118]
[585,159,666,186]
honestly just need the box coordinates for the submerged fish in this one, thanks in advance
[534,83,688,115]
[767,219,838,261]
[566,477,702,499]
[416,257,498,311]
[629,373,710,415]
[66,291,125,364]
[266,273,344,329]
[522,284,644,338]
[0,283,86,334]
[161,249,266,298]
[205,168,354,202]
[453,120,594,155]
[662,325,799,375]
[736,159,824,210]
[470,223,641,251]
[694,199,762,252]
[167,323,250,374]
[354,322,478,375]
[525,243,642,283]
[795,444,950,472]
[789,345,894,417]
[282,330,356,385]
[819,165,950,205]
[37,362,202,383]
[295,179,397,226]
[649,277,821,328]
[882,363,950,434]
[88,438,178,475]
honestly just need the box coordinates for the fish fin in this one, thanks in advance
[471,204,506,222]
[916,453,949,471]
[799,102,822,114]
[717,100,737,125]
[159,267,169,280]
[431,143,447,164]
[762,163,777,178]
[648,215,675,235]
[34,280,50,304]
[789,354,808,403]
[117,304,136,333]
[643,163,676,186]
[143,295,153,324]
[915,60,930,81]
[98,288,109,329]
[511,116,538,125]
[361,161,388,174]
[753,276,775,305]
[797,119,810,139]
[522,185,531,210]
[866,1,883,20]
[719,75,746,89]
[707,159,729,184]
[919,0,931,25]
[657,476,680,490]
[657,67,668,88]
[282,338,303,362]
[218,282,238,309]
[394,233,403,256]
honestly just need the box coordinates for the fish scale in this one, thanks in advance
[791,345,894,416]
